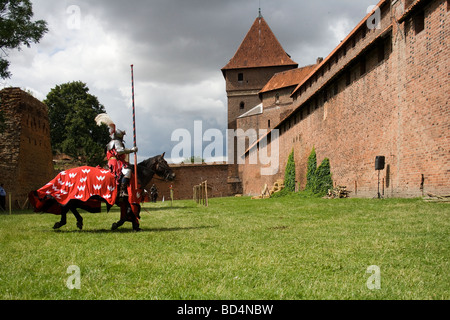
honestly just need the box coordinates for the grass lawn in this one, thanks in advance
[0,195,448,300]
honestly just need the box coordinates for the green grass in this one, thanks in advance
[0,195,448,300]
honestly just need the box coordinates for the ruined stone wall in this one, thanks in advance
[0,88,54,208]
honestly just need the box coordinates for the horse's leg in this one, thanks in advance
[111,219,126,231]
[53,208,68,229]
[71,208,84,230]
[132,221,141,232]
[130,205,141,232]
[112,202,127,231]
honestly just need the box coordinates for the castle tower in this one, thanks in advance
[222,12,298,194]
[0,88,54,208]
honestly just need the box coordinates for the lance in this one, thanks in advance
[131,65,138,189]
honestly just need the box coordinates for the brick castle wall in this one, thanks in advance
[147,163,229,201]
[239,0,450,198]
[0,88,55,207]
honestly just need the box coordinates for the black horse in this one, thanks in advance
[110,153,175,231]
[31,153,175,232]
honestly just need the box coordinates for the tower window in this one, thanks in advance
[346,72,351,86]
[268,120,271,128]
[238,73,244,82]
[378,40,385,62]
[360,56,366,76]
[240,102,245,110]
[414,10,425,35]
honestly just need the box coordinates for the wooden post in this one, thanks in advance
[201,183,205,206]
[194,182,209,207]
[205,180,208,207]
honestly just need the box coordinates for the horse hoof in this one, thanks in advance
[53,222,63,229]
[111,223,118,231]
[77,221,83,230]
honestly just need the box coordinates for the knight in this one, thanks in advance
[95,113,138,198]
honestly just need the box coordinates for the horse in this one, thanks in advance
[28,153,175,232]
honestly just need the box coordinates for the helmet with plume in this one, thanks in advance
[95,113,126,139]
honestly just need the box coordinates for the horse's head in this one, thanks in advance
[137,153,175,188]
[154,153,176,181]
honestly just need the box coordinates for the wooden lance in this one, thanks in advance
[131,65,138,189]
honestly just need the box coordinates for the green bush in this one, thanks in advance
[305,147,317,192]
[314,158,333,196]
[284,149,296,192]
[305,148,333,197]
[274,147,332,198]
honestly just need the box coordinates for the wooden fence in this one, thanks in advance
[193,181,209,207]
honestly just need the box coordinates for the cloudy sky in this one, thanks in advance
[2,0,376,163]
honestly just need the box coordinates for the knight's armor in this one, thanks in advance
[106,129,138,198]
[95,113,138,198]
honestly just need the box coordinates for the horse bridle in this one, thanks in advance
[153,159,173,182]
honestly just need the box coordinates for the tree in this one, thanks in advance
[284,149,296,192]
[0,0,48,79]
[183,156,205,164]
[44,81,110,167]
[314,158,333,196]
[305,147,333,196]
[305,147,317,191]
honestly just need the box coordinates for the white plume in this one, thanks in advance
[95,113,115,127]
[95,113,116,134]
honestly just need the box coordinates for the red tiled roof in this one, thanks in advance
[260,64,317,94]
[222,16,298,71]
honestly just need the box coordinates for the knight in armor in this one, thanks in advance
[95,113,138,198]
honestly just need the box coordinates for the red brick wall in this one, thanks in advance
[147,164,229,201]
[225,65,298,194]
[0,88,54,207]
[239,0,450,198]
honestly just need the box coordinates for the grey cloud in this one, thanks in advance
[6,0,377,160]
